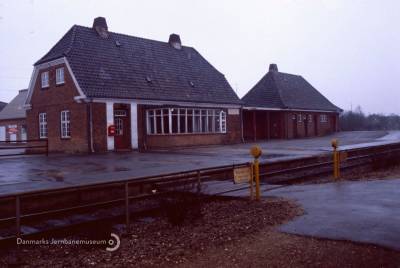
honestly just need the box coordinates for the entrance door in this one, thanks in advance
[21,126,27,142]
[292,114,298,138]
[10,134,17,142]
[314,115,318,136]
[269,113,281,139]
[0,126,5,141]
[304,116,309,137]
[8,125,17,143]
[114,110,131,150]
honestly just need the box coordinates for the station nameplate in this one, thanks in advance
[233,166,252,184]
[228,109,240,115]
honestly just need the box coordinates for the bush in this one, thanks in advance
[160,192,203,226]
[340,106,400,131]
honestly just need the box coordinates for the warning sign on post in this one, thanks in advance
[233,166,252,184]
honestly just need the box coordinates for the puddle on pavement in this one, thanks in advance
[28,168,64,182]
[113,166,130,172]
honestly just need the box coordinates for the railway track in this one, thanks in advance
[1,141,400,245]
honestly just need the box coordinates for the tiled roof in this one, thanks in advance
[242,66,342,112]
[35,25,242,105]
[0,101,6,112]
[0,90,28,120]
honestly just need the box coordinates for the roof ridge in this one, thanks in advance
[270,71,286,108]
[34,25,76,65]
[74,24,196,50]
[64,25,78,56]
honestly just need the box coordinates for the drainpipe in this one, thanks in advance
[88,102,94,153]
[240,108,244,143]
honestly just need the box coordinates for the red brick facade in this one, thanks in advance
[26,63,90,153]
[91,103,107,152]
[243,110,339,141]
[26,62,338,153]
[26,64,243,153]
[286,112,338,138]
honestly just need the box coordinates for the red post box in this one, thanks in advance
[108,125,116,136]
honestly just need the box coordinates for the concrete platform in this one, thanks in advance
[267,179,400,251]
[214,178,400,251]
[0,130,399,196]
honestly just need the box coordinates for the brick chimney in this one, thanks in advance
[168,34,182,50]
[269,63,278,72]
[93,17,108,38]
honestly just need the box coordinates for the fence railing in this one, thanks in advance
[0,139,48,157]
[0,162,250,240]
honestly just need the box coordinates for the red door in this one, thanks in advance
[304,116,309,137]
[114,110,131,151]
[314,115,318,136]
[293,114,298,138]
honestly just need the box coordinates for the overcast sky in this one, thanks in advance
[0,0,399,114]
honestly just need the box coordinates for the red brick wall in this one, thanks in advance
[138,105,242,150]
[244,110,339,141]
[317,113,338,136]
[91,103,107,152]
[26,63,89,153]
[286,111,338,138]
[0,118,26,141]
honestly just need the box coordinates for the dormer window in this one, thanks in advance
[56,67,65,85]
[41,71,49,88]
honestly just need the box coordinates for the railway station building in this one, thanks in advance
[24,17,242,153]
[242,64,342,141]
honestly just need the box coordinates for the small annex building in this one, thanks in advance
[0,101,6,112]
[0,89,28,142]
[24,17,242,153]
[242,64,342,141]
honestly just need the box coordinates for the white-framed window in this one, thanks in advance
[60,110,71,138]
[320,114,328,123]
[298,114,302,123]
[39,113,48,138]
[41,72,49,88]
[308,114,313,123]
[220,111,227,133]
[146,108,227,135]
[56,67,65,85]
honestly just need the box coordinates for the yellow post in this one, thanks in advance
[249,163,254,200]
[250,145,262,201]
[331,139,340,179]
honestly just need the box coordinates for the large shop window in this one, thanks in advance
[146,108,227,135]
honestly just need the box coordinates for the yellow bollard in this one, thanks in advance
[331,139,340,179]
[250,145,262,201]
[249,163,254,200]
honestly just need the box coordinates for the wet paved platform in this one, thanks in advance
[269,179,400,251]
[214,178,400,251]
[0,131,399,196]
